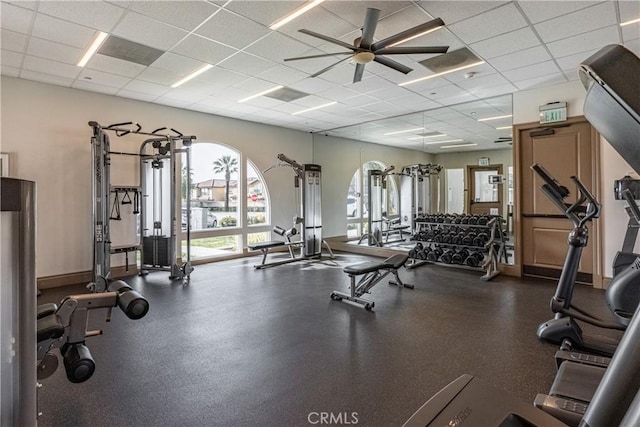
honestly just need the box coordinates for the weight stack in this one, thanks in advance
[143,236,171,266]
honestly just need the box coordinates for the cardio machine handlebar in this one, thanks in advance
[622,188,640,223]
[531,163,600,227]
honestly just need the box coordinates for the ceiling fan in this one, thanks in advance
[284,8,449,83]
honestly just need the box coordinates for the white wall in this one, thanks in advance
[512,80,585,124]
[1,76,433,278]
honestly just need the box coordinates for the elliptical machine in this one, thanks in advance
[533,163,640,356]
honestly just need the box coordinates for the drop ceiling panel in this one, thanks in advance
[288,76,335,94]
[470,27,540,59]
[195,67,247,88]
[619,1,640,22]
[20,69,74,87]
[534,2,617,43]
[517,1,602,25]
[150,52,205,76]
[23,55,81,79]
[86,53,147,78]
[244,32,314,63]
[2,29,27,52]
[625,39,640,57]
[1,65,19,77]
[471,83,518,99]
[1,49,23,67]
[555,49,600,72]
[31,13,96,49]
[546,25,620,58]
[502,60,561,82]
[225,1,305,27]
[172,35,238,65]
[136,67,181,85]
[195,9,271,50]
[622,25,640,43]
[418,1,508,26]
[112,11,188,51]
[488,45,551,72]
[321,1,413,28]
[128,1,219,31]
[38,1,126,32]
[448,3,528,44]
[256,65,309,86]
[276,7,358,41]
[513,72,567,90]
[117,89,158,102]
[122,79,171,96]
[77,68,131,88]
[73,79,119,95]
[0,2,34,33]
[154,96,192,108]
[26,37,82,64]
[218,51,277,76]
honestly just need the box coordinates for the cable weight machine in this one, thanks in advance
[88,121,195,291]
[400,163,442,234]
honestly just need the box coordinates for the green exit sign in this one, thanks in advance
[539,102,567,124]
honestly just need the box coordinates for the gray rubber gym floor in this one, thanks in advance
[37,252,621,427]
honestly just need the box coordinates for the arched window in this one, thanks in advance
[180,143,271,259]
[346,160,398,239]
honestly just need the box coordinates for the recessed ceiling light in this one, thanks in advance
[620,17,640,26]
[239,85,285,103]
[399,61,485,86]
[292,101,337,115]
[77,31,109,67]
[477,114,512,122]
[384,127,424,136]
[171,64,213,88]
[424,139,463,145]
[269,0,325,30]
[441,143,477,149]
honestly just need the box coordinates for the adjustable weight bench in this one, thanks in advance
[330,253,412,310]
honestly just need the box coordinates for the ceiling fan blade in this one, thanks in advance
[373,56,413,74]
[299,29,357,51]
[284,52,353,62]
[359,8,381,49]
[371,18,445,51]
[373,46,449,55]
[353,63,365,83]
[310,56,353,78]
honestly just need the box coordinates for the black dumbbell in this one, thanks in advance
[473,232,489,247]
[468,215,478,225]
[452,232,464,245]
[419,247,431,260]
[464,251,485,267]
[451,248,470,264]
[462,232,476,246]
[427,247,443,262]
[441,232,452,244]
[440,250,454,264]
[460,216,469,224]
[408,248,417,258]
[477,215,488,226]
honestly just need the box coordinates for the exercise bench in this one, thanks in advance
[330,253,412,310]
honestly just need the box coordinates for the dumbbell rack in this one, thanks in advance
[407,215,505,281]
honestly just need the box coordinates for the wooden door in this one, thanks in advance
[519,119,598,283]
[468,165,503,216]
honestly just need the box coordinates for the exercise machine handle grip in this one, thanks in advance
[531,163,570,200]
[277,153,302,170]
[570,176,601,225]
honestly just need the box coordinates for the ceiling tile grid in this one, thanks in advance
[0,0,637,150]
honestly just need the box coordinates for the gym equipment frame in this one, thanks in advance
[88,121,196,291]
[399,163,442,234]
[254,154,333,268]
[358,166,398,246]
[331,253,412,310]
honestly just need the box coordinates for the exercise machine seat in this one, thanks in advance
[37,303,58,319]
[37,314,64,342]
[248,240,286,251]
[385,253,409,269]
[343,261,386,276]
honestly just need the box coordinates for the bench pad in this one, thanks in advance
[384,254,409,269]
[343,261,387,275]
[37,314,64,342]
[248,240,285,251]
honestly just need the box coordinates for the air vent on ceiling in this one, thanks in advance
[263,87,309,102]
[419,47,482,74]
[98,35,165,66]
